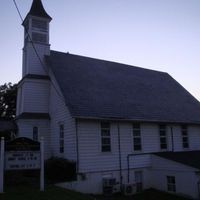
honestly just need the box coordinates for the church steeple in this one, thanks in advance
[25,0,52,20]
[22,0,52,76]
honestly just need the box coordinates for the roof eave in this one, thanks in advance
[72,116,200,125]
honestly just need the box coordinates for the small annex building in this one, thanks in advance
[152,151,200,199]
[16,0,200,198]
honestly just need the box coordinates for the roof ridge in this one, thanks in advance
[50,50,168,75]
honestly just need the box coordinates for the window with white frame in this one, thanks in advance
[33,126,38,141]
[159,125,167,150]
[133,123,142,151]
[59,124,64,153]
[101,122,111,152]
[181,125,189,148]
[167,176,176,192]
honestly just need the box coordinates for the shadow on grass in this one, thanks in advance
[94,189,191,200]
[1,179,191,200]
[1,185,93,200]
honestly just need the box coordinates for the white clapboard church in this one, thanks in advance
[16,0,200,198]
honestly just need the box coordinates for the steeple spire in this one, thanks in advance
[26,0,52,20]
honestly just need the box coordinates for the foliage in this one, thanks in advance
[45,157,76,183]
[0,82,17,119]
[0,130,13,140]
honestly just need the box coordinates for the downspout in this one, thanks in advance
[170,126,174,152]
[127,154,130,183]
[75,118,79,175]
[117,123,122,188]
[198,181,200,199]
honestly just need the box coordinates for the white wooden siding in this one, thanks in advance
[172,125,184,151]
[77,121,200,174]
[19,79,50,114]
[78,121,156,173]
[141,124,160,152]
[23,43,50,76]
[78,121,120,172]
[49,71,76,161]
[189,125,200,150]
[17,119,51,159]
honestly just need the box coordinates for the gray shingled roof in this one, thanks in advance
[46,50,200,124]
[154,151,200,169]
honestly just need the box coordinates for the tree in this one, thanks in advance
[0,83,17,119]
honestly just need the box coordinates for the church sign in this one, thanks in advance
[5,137,40,151]
[5,151,40,170]
[0,137,44,193]
[5,137,40,170]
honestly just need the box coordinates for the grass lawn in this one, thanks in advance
[0,185,191,200]
[95,189,191,200]
[0,185,93,200]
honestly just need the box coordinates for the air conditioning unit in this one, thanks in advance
[122,183,136,196]
[102,178,116,195]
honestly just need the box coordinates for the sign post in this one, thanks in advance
[40,137,44,191]
[0,137,5,193]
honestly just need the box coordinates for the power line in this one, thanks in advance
[13,0,50,76]
[13,0,24,22]
[12,0,66,104]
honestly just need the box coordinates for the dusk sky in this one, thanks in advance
[1,0,200,100]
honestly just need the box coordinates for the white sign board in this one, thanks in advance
[0,137,44,193]
[5,151,40,170]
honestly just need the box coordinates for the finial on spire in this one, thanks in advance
[27,0,52,20]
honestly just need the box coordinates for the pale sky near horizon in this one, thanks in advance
[0,0,200,101]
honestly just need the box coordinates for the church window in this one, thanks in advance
[33,126,38,141]
[160,125,167,150]
[59,124,64,153]
[181,125,189,148]
[133,123,142,151]
[101,122,111,152]
[167,176,176,192]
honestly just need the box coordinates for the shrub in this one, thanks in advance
[45,157,76,183]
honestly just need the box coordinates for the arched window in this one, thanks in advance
[33,126,38,141]
[59,124,64,153]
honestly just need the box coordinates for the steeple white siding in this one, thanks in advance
[22,43,50,76]
[17,79,50,114]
